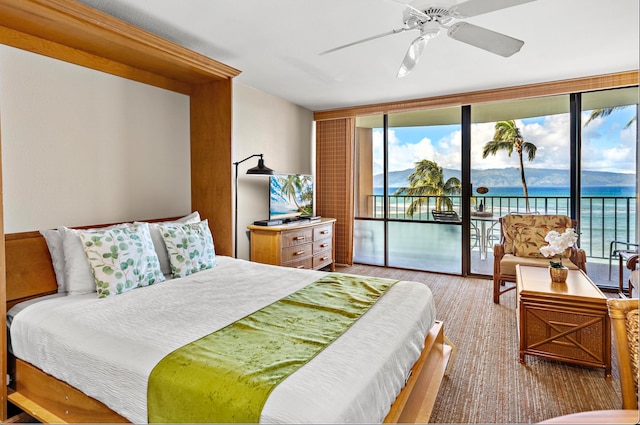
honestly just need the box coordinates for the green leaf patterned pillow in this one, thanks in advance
[78,222,165,298]
[158,220,216,278]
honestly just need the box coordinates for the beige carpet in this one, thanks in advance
[336,265,622,424]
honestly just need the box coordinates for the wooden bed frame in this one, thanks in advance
[4,228,452,423]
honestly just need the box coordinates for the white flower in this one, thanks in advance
[540,228,578,258]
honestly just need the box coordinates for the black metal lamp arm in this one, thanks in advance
[233,154,271,258]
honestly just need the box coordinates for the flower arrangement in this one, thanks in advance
[539,228,578,268]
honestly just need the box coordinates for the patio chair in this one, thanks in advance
[431,210,460,222]
[607,298,639,409]
[609,240,639,280]
[492,214,587,304]
[432,210,480,250]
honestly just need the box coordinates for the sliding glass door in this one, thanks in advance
[470,96,571,275]
[354,108,462,273]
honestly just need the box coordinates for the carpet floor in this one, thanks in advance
[335,264,623,424]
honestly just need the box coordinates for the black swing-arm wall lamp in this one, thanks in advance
[233,154,275,258]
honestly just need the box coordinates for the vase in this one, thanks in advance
[549,265,569,283]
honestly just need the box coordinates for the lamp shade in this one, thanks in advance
[246,158,274,175]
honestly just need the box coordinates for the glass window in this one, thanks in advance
[470,95,571,274]
[580,87,638,286]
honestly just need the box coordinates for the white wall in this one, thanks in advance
[0,44,191,231]
[0,45,315,261]
[232,83,314,260]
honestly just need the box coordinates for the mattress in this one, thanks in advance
[9,256,436,423]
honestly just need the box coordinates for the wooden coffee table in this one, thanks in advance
[515,265,611,377]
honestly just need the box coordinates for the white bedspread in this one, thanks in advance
[9,256,436,423]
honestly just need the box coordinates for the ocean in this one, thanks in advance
[375,186,636,198]
[368,186,637,258]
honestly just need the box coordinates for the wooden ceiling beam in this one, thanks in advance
[0,0,240,91]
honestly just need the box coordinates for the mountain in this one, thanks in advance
[375,167,636,188]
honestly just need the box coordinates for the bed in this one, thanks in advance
[4,217,451,423]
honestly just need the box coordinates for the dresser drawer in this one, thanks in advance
[313,224,333,240]
[284,257,314,270]
[313,239,331,254]
[282,243,312,263]
[282,228,313,247]
[313,252,332,269]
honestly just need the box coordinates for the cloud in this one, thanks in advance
[368,111,636,174]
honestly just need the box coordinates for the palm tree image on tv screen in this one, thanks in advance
[270,174,314,220]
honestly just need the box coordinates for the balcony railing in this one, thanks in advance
[363,194,637,260]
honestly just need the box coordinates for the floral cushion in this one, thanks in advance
[135,211,201,276]
[159,220,216,278]
[78,222,165,298]
[502,214,573,258]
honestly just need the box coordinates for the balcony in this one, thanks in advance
[357,193,637,290]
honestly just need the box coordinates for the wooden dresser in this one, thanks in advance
[247,218,336,271]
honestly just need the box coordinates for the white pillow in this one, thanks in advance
[136,211,201,276]
[39,229,66,293]
[78,222,165,298]
[60,223,130,295]
[159,219,215,278]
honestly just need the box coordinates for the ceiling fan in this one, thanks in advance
[320,0,537,78]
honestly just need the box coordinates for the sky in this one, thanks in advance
[371,106,637,175]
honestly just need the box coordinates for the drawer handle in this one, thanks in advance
[320,256,329,261]
[296,265,306,269]
[294,236,306,241]
[320,230,329,234]
[294,250,306,256]
[320,243,328,248]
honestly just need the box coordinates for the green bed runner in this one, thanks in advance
[147,273,398,423]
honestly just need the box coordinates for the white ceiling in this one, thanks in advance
[76,0,639,112]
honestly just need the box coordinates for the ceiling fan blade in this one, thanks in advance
[397,36,429,78]
[450,0,537,18]
[320,28,408,55]
[447,22,524,57]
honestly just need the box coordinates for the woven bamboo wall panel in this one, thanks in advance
[316,118,355,265]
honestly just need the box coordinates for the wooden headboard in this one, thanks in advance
[5,232,57,310]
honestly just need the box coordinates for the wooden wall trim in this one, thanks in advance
[314,70,639,121]
[0,25,193,95]
[0,0,241,88]
[190,80,234,257]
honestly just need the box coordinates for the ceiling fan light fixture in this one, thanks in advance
[421,21,441,38]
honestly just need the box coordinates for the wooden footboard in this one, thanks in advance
[384,320,451,423]
[9,360,127,423]
[8,321,450,424]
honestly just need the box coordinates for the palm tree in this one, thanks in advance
[584,106,636,128]
[393,159,461,217]
[482,120,537,212]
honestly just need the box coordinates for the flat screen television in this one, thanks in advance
[269,174,314,221]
